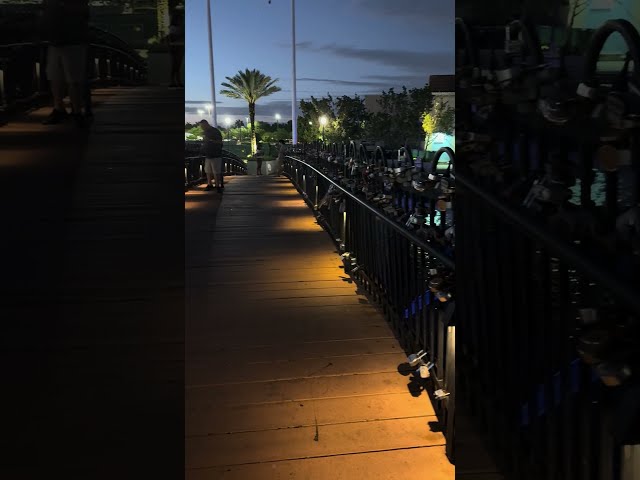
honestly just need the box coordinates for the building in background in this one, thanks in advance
[427,74,455,152]
[1,0,182,58]
[428,75,455,111]
[571,0,640,54]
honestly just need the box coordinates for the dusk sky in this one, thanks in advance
[185,0,454,125]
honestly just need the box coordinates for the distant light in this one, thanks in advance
[225,117,232,125]
[197,109,204,115]
[319,116,328,126]
[309,121,313,125]
[275,113,281,121]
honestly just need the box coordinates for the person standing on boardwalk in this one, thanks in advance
[40,0,90,127]
[199,119,224,192]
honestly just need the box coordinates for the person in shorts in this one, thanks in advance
[40,0,90,127]
[199,119,224,192]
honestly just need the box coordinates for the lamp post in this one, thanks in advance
[275,113,281,129]
[205,103,212,120]
[206,0,217,126]
[319,115,327,144]
[290,0,297,145]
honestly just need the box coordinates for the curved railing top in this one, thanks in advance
[0,26,145,69]
[286,154,455,270]
[457,172,640,317]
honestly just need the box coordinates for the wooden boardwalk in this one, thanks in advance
[2,87,184,476]
[185,176,454,479]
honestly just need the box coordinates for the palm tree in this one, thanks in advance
[220,69,281,154]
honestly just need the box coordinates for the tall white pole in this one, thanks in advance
[291,0,297,144]
[207,0,217,126]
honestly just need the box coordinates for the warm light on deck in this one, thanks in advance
[275,217,322,232]
[273,199,307,209]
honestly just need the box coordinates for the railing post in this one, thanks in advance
[0,67,6,109]
[106,58,111,80]
[94,58,100,79]
[34,61,41,92]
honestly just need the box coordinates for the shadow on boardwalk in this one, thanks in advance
[2,87,184,476]
[185,176,454,479]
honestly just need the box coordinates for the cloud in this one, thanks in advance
[297,42,452,74]
[363,74,429,84]
[275,40,313,49]
[297,77,395,88]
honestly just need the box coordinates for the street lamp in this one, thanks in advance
[319,115,327,143]
[275,113,281,129]
[197,109,204,117]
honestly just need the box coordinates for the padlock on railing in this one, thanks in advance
[595,361,633,387]
[418,361,436,379]
[576,328,612,365]
[434,389,450,401]
[408,349,428,367]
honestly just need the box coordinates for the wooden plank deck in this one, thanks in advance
[185,176,454,479]
[2,86,184,476]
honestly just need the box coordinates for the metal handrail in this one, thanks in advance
[457,171,640,316]
[0,26,145,117]
[287,155,455,269]
[184,154,248,190]
[185,155,247,170]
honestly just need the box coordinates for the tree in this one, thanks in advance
[553,0,587,61]
[185,125,204,140]
[366,85,433,147]
[422,100,455,151]
[220,69,281,154]
[298,95,336,143]
[233,119,245,128]
[335,95,369,140]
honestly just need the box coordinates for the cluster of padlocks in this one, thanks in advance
[455,15,640,477]
[304,141,456,303]
[456,17,640,257]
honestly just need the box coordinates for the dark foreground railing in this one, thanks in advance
[456,15,640,480]
[0,27,146,120]
[184,152,247,190]
[284,150,456,462]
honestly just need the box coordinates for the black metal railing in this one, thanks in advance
[0,26,146,118]
[284,147,456,461]
[185,152,248,190]
[456,15,640,480]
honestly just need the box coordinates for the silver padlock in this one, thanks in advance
[434,389,450,400]
[407,350,427,367]
[418,362,435,379]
